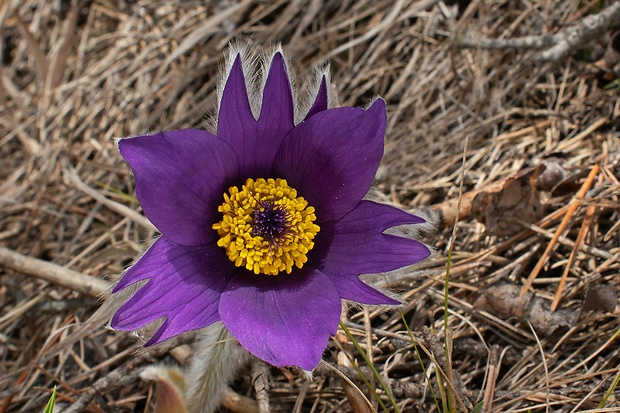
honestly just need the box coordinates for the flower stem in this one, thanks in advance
[185,323,244,413]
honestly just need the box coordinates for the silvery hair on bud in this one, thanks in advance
[184,322,248,413]
[206,42,333,132]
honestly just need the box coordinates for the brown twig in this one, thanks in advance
[221,387,260,413]
[458,2,620,62]
[251,359,271,413]
[482,345,500,412]
[534,2,620,62]
[64,166,155,231]
[0,247,111,297]
[63,366,143,413]
[520,163,600,298]
[551,203,597,311]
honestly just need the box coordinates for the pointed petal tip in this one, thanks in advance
[144,323,169,346]
[367,97,387,115]
[313,201,431,282]
[225,54,243,83]
[110,239,231,345]
[116,133,140,158]
[265,51,287,78]
[109,312,122,330]
[271,50,285,62]
[264,50,291,83]
[367,97,387,138]
[319,75,328,93]
[304,75,329,120]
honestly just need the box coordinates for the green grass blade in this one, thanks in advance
[340,321,401,413]
[341,349,388,413]
[398,309,441,410]
[470,400,485,413]
[598,367,620,408]
[44,386,57,413]
[95,181,136,203]
[440,136,468,413]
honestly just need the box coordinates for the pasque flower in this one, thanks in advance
[111,48,430,370]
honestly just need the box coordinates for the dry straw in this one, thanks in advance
[1,0,619,412]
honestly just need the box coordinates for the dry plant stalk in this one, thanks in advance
[520,164,600,298]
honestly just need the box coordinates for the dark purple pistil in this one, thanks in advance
[252,201,289,243]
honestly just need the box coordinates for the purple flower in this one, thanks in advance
[111,48,430,370]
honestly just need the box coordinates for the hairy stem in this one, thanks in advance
[185,323,244,413]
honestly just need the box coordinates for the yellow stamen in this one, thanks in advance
[212,178,320,275]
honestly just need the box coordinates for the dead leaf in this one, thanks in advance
[474,284,577,336]
[582,284,619,313]
[471,166,545,236]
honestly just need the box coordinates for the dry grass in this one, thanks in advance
[1,0,619,412]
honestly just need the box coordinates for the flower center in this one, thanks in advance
[212,178,320,275]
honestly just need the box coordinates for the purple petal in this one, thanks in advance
[217,54,254,144]
[219,269,341,370]
[257,53,295,149]
[274,99,387,223]
[329,274,400,305]
[303,75,328,120]
[119,129,239,246]
[111,237,234,345]
[218,52,294,178]
[312,201,430,304]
